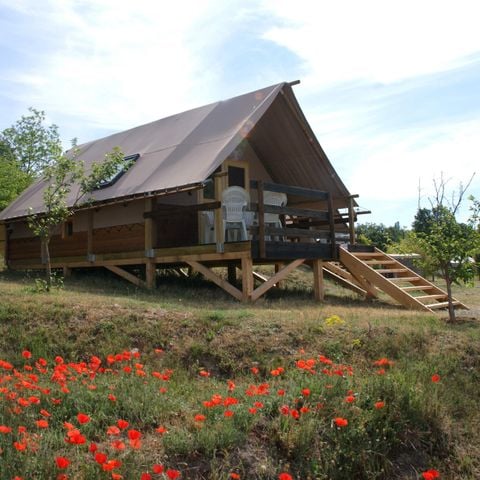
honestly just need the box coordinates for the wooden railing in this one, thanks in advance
[249,180,336,259]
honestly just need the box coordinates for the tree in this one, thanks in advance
[27,144,126,289]
[1,108,62,178]
[0,140,31,211]
[356,222,407,251]
[412,177,480,322]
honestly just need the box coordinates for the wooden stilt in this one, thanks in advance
[106,265,147,288]
[241,257,253,302]
[186,260,243,301]
[63,266,71,278]
[145,261,156,289]
[251,259,305,301]
[275,262,284,288]
[312,259,324,302]
[227,263,237,285]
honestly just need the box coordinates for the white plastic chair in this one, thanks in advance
[264,191,287,240]
[199,211,215,244]
[222,186,250,241]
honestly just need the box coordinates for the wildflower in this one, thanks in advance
[279,474,293,480]
[301,388,310,396]
[199,370,210,377]
[77,413,90,424]
[107,426,121,436]
[153,464,164,474]
[277,389,286,396]
[345,395,355,403]
[117,419,129,430]
[89,442,98,453]
[422,469,440,480]
[431,374,441,383]
[250,367,259,375]
[374,401,385,409]
[108,394,117,402]
[111,474,123,480]
[155,426,167,434]
[141,474,152,480]
[230,474,241,479]
[55,457,70,469]
[334,417,348,427]
[13,441,27,451]
[35,419,49,428]
[111,439,126,450]
[373,358,393,367]
[22,350,32,359]
[0,425,12,434]
[194,414,206,422]
[95,452,108,464]
[166,470,181,479]
[224,410,234,417]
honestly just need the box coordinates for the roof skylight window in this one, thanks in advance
[96,153,139,189]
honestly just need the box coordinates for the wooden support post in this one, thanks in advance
[348,196,356,245]
[0,224,7,268]
[251,259,305,301]
[227,262,237,285]
[106,265,147,288]
[145,198,156,289]
[214,173,226,253]
[327,193,336,259]
[257,180,266,258]
[241,257,253,302]
[312,259,324,302]
[186,260,243,301]
[275,262,284,288]
[87,210,94,260]
[63,266,71,278]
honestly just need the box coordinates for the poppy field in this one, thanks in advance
[0,272,479,479]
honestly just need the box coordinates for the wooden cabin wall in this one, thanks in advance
[153,191,198,248]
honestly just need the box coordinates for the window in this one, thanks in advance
[96,153,140,189]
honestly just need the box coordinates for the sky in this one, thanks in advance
[1,0,479,228]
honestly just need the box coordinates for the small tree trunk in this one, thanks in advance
[41,237,52,291]
[444,268,456,323]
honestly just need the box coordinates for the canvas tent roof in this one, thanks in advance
[0,82,352,221]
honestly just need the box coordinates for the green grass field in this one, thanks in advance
[0,268,479,479]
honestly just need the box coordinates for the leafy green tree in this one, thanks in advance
[412,183,480,322]
[0,141,31,211]
[1,108,62,178]
[357,222,408,252]
[28,145,126,289]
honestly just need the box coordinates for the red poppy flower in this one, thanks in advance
[13,441,27,451]
[95,452,108,464]
[55,457,70,469]
[155,426,167,434]
[279,474,293,480]
[194,414,206,422]
[22,351,32,359]
[107,426,121,436]
[77,413,90,424]
[422,469,440,480]
[230,474,241,479]
[301,388,310,396]
[224,410,234,417]
[153,464,164,474]
[166,470,181,479]
[127,429,142,440]
[117,419,129,430]
[141,474,152,480]
[431,374,441,383]
[35,419,49,428]
[199,370,210,377]
[334,417,348,427]
[345,395,355,403]
[0,425,12,434]
[374,401,385,409]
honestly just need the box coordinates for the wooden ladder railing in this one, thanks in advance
[338,246,468,312]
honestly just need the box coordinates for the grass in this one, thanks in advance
[0,268,479,479]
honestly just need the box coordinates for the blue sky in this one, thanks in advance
[1,0,479,227]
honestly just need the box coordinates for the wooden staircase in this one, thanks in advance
[334,245,468,312]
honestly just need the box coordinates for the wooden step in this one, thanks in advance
[401,285,434,291]
[389,276,421,282]
[415,294,448,301]
[376,268,408,274]
[363,260,397,265]
[425,301,460,309]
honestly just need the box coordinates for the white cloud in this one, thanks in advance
[261,0,480,86]
[1,0,229,135]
